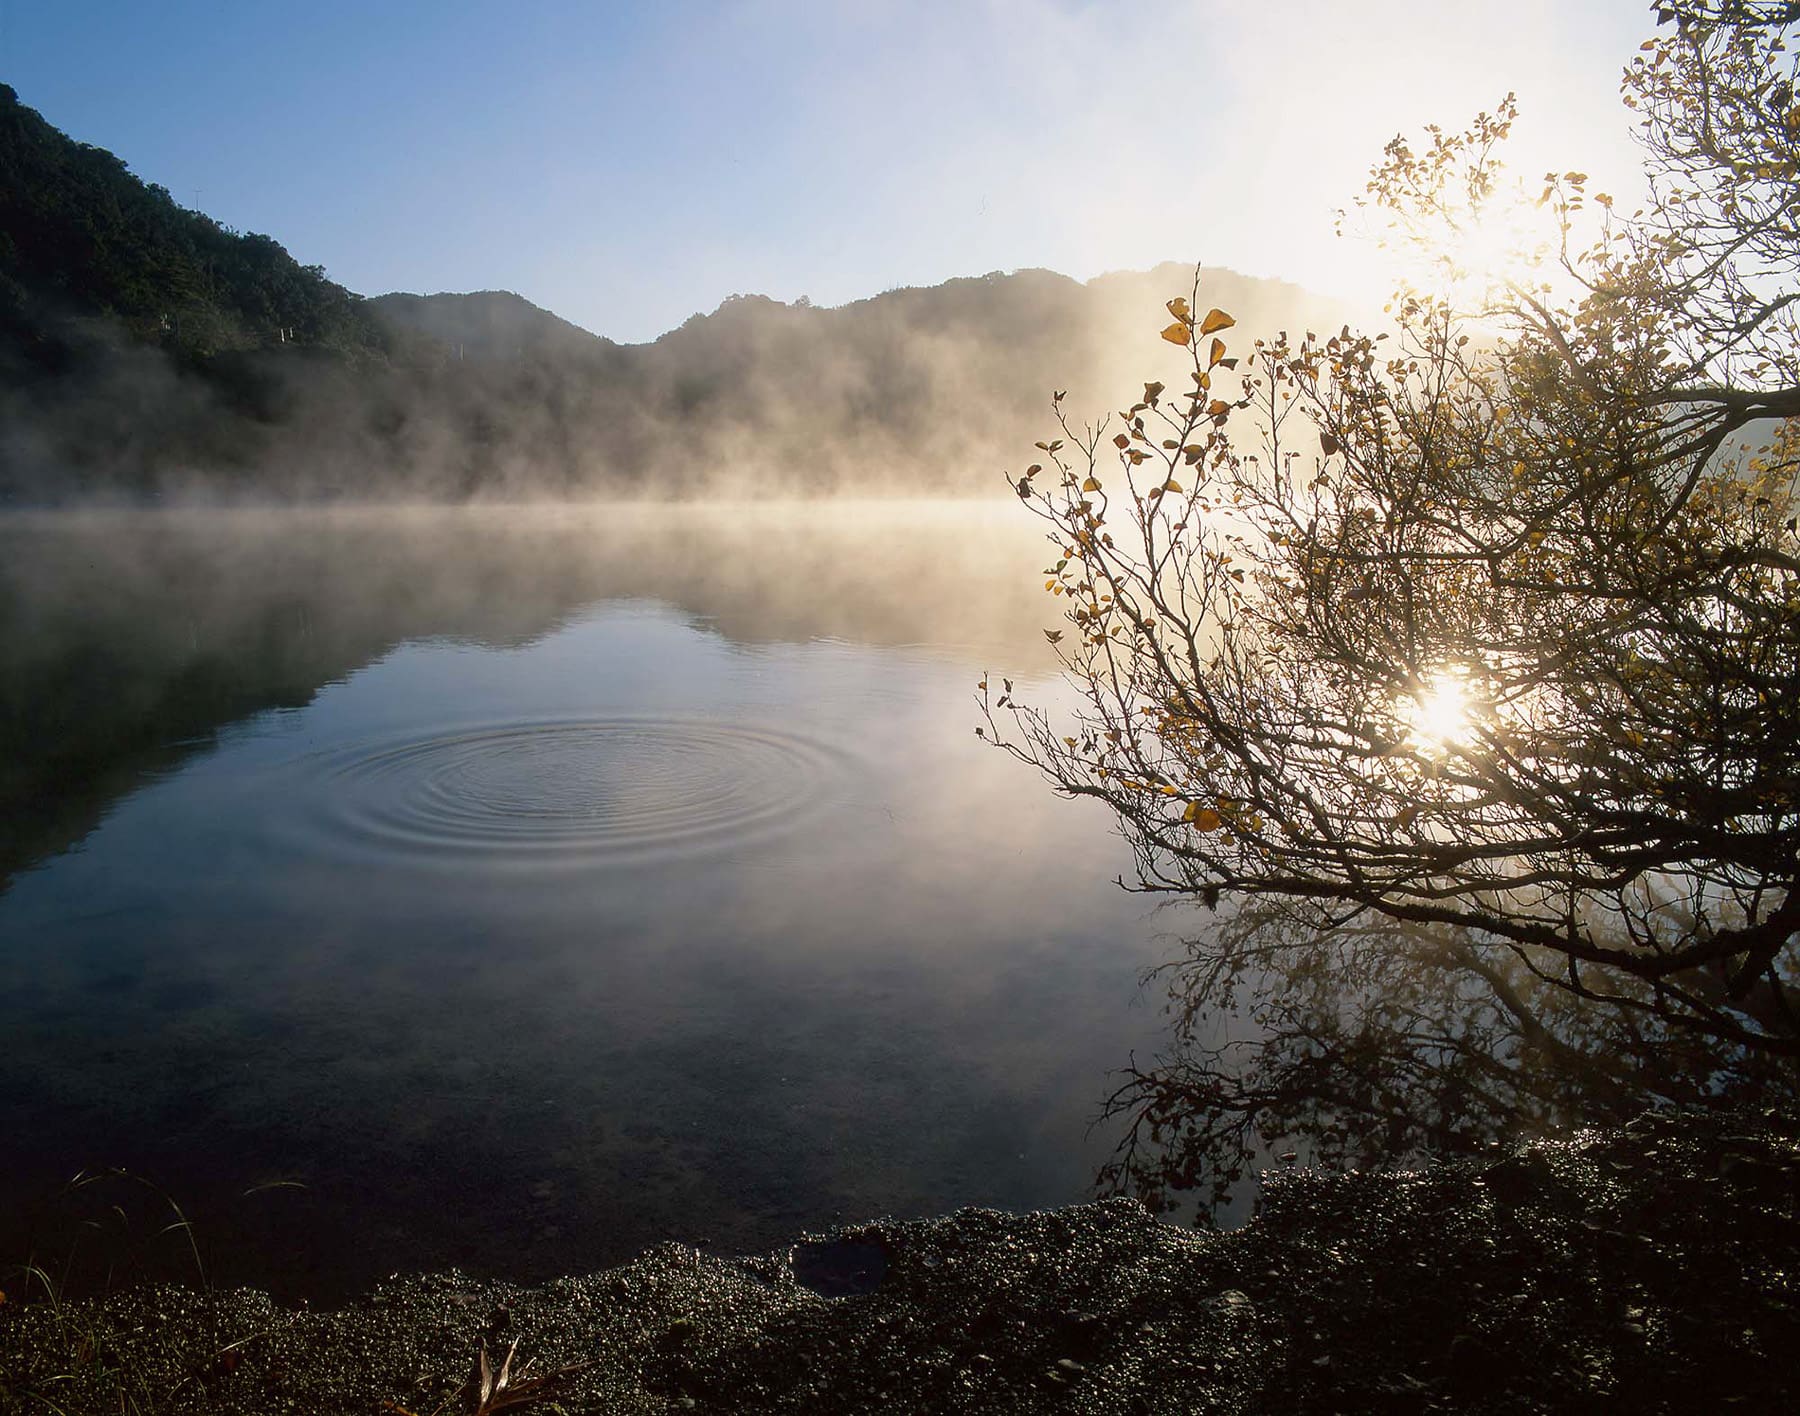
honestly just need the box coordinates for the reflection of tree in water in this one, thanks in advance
[1101,903,1800,1219]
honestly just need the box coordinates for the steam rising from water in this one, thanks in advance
[0,265,1363,504]
[0,500,1062,891]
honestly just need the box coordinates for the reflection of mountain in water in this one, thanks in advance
[0,503,1057,891]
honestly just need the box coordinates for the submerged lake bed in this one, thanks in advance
[0,502,1183,1299]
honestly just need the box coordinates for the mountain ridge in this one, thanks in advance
[0,85,1360,502]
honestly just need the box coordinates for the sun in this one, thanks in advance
[1404,672,1476,753]
[1445,211,1533,290]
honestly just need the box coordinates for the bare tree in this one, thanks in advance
[985,3,1800,1059]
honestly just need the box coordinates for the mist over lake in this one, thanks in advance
[0,502,1186,1299]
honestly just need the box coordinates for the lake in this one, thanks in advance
[0,502,1189,1299]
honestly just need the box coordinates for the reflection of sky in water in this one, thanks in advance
[0,510,1185,1299]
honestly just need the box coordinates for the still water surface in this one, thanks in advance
[0,504,1186,1299]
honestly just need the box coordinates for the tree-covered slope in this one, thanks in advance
[0,82,384,369]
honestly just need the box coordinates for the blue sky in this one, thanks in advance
[3,0,1656,343]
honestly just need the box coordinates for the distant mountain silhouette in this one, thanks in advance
[0,86,1360,502]
[369,290,613,363]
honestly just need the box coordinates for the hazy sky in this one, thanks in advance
[2,0,1655,343]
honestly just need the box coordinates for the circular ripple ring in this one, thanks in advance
[294,718,845,871]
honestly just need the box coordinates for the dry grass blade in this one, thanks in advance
[468,1337,589,1414]
[383,1339,592,1416]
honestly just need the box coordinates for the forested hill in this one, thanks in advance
[0,86,1357,502]
[0,83,384,370]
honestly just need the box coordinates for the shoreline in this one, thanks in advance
[4,1110,1795,1414]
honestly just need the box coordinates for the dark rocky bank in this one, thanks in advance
[3,1110,1796,1415]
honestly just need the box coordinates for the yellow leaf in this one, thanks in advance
[1198,308,1235,335]
[1082,476,1103,492]
[1182,802,1223,830]
[1208,337,1227,368]
[1160,321,1192,346]
[1166,297,1192,325]
[1162,479,1183,494]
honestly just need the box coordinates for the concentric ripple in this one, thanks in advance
[287,718,849,871]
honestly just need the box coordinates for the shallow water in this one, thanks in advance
[0,503,1188,1299]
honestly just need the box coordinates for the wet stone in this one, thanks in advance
[790,1236,889,1298]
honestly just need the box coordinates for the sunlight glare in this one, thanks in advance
[1404,672,1476,753]
[1425,198,1554,309]
[1381,158,1567,312]
[1448,213,1531,290]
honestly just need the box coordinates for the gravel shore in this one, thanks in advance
[3,1110,1795,1414]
